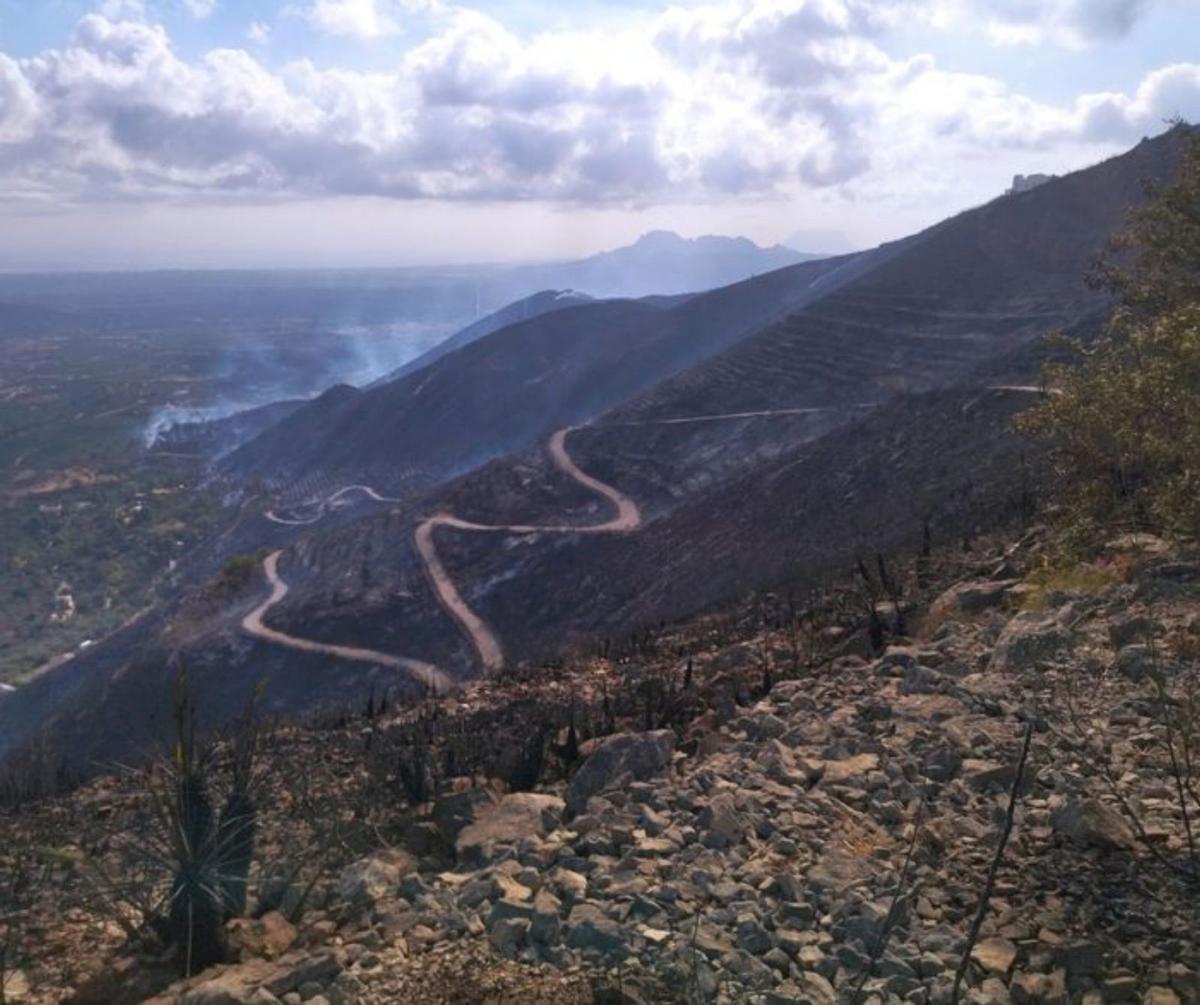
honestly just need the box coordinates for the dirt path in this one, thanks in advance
[610,405,865,426]
[241,550,449,690]
[415,426,641,673]
[265,484,400,526]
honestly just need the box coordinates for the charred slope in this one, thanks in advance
[221,252,869,496]
[242,128,1190,672]
[368,289,594,387]
[149,397,308,459]
[613,128,1187,424]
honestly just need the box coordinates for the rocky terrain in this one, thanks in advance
[4,525,1198,1004]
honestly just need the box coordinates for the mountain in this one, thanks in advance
[148,397,308,458]
[2,127,1192,776]
[218,250,875,499]
[491,231,819,302]
[368,289,594,388]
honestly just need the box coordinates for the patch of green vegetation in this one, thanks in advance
[1019,125,1200,549]
[1020,560,1121,610]
[0,472,221,683]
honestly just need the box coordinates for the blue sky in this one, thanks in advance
[1,0,1198,270]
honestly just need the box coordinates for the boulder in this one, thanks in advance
[1010,969,1067,1005]
[565,730,675,813]
[225,911,296,962]
[970,937,1018,977]
[530,889,563,945]
[1115,643,1157,681]
[488,917,530,958]
[1050,799,1137,851]
[924,745,963,782]
[431,785,496,844]
[180,953,339,1005]
[990,613,1072,673]
[455,792,565,864]
[337,849,416,906]
[931,579,1020,620]
[698,792,745,849]
[792,972,838,1005]
[736,913,773,955]
[564,903,629,961]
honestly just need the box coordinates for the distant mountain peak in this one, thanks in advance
[629,230,762,252]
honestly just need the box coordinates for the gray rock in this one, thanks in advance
[931,579,1020,619]
[531,889,562,945]
[565,730,675,813]
[431,786,496,844]
[456,792,565,864]
[990,613,1071,673]
[1109,615,1153,648]
[901,664,944,695]
[564,903,629,961]
[337,850,416,907]
[699,792,745,849]
[736,913,773,954]
[489,917,530,958]
[924,745,963,782]
[1115,643,1157,681]
[1050,799,1137,851]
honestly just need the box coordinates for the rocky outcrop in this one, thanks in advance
[564,729,675,813]
[456,793,566,864]
[989,611,1073,673]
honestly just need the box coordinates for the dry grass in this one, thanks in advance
[1020,560,1121,610]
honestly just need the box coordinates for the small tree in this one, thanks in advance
[1019,124,1200,546]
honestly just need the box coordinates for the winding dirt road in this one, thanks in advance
[241,550,450,690]
[414,427,641,673]
[265,485,400,526]
[244,426,638,683]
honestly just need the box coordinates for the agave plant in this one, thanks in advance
[151,674,261,975]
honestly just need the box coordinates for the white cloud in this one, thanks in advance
[300,0,438,38]
[247,20,271,45]
[305,0,395,37]
[0,2,1191,212]
[97,0,147,18]
[181,0,217,18]
[976,0,1155,48]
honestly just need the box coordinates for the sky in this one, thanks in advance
[0,0,1198,270]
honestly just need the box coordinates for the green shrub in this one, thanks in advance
[1020,125,1200,547]
[1018,305,1200,541]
